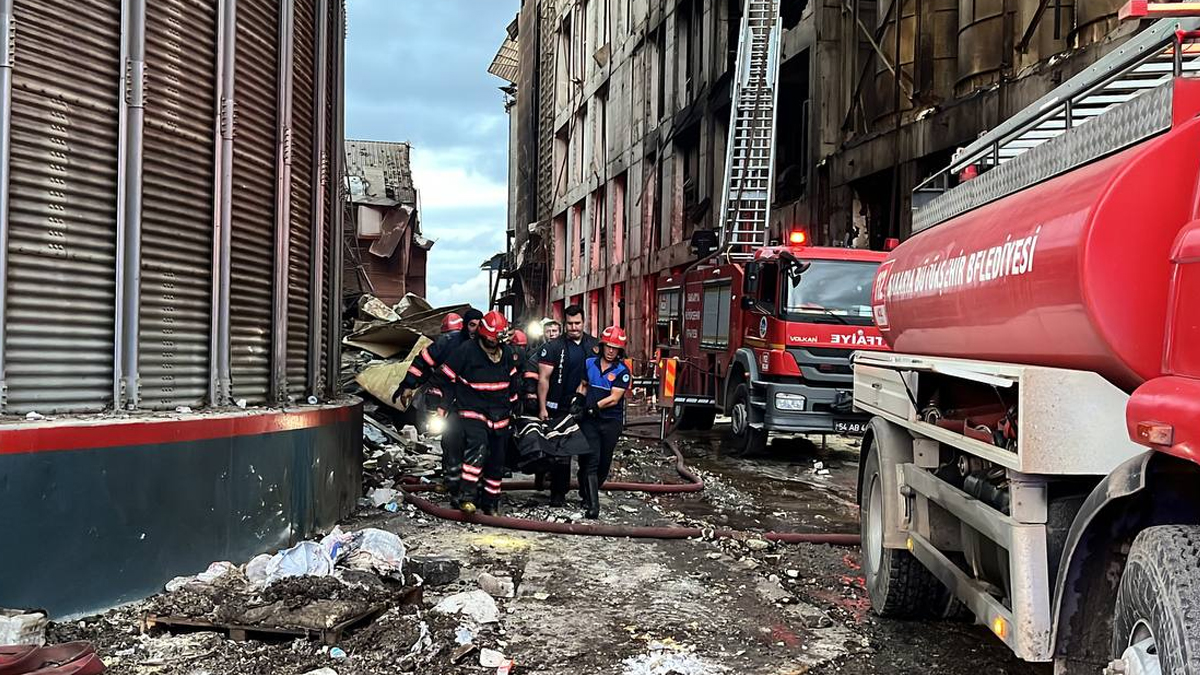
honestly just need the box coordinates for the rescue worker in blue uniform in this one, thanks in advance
[394,308,483,494]
[536,305,599,506]
[576,325,631,519]
[438,311,522,515]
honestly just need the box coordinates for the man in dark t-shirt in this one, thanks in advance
[535,304,598,506]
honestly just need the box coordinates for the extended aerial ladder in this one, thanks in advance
[716,0,783,261]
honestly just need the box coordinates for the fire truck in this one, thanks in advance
[853,14,1200,672]
[656,231,889,453]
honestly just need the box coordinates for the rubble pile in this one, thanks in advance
[338,292,467,411]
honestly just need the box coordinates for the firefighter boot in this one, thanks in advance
[451,480,476,515]
[480,493,502,517]
[584,474,601,520]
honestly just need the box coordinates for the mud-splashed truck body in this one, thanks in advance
[657,239,889,452]
[852,16,1200,672]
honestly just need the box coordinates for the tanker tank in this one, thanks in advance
[871,78,1200,392]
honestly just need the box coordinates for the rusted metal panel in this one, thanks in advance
[4,0,121,413]
[229,0,279,405]
[139,0,216,410]
[287,0,315,399]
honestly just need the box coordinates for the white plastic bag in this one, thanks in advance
[343,528,406,575]
[432,590,500,624]
[265,541,334,583]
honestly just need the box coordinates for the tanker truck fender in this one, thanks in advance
[1050,451,1200,669]
[857,416,914,550]
[724,349,761,415]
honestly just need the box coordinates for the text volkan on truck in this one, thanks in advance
[655,231,890,453]
[851,12,1200,673]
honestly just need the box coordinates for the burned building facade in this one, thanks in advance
[344,140,433,304]
[499,0,1139,366]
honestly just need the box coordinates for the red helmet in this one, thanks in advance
[478,311,509,341]
[600,325,628,350]
[511,329,528,347]
[441,313,463,333]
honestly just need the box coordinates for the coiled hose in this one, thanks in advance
[397,418,860,547]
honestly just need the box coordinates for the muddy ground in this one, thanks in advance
[50,421,1048,675]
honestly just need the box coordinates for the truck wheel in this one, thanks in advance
[1111,525,1200,673]
[861,441,956,619]
[728,384,767,456]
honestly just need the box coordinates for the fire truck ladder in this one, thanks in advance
[717,0,782,262]
[914,16,1200,232]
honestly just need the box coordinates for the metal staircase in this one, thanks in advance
[717,0,782,261]
[914,17,1200,232]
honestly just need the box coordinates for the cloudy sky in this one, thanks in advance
[345,0,519,311]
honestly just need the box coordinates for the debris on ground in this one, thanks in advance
[0,608,47,646]
[432,590,500,625]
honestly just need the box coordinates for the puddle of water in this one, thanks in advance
[653,431,863,534]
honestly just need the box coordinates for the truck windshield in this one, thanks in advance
[782,260,878,326]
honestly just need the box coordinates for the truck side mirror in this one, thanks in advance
[740,295,757,311]
[743,262,761,296]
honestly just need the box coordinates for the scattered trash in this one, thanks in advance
[451,643,479,664]
[329,646,347,660]
[235,399,248,409]
[24,411,44,421]
[496,660,515,675]
[479,647,507,668]
[342,528,406,576]
[454,625,475,646]
[817,469,831,476]
[175,406,193,414]
[245,554,272,587]
[621,643,727,675]
[302,669,339,675]
[265,541,334,584]
[477,572,516,599]
[368,487,400,508]
[408,556,461,587]
[0,609,47,646]
[433,590,501,624]
[745,539,770,552]
[785,569,800,579]
[384,502,400,513]
[619,505,639,513]
[532,592,550,601]
[400,425,419,443]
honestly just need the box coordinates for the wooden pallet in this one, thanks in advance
[141,585,422,645]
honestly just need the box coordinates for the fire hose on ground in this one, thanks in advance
[395,417,861,547]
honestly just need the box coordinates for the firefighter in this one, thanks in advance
[576,325,631,519]
[394,308,484,494]
[441,312,463,336]
[536,305,599,506]
[438,311,522,515]
[542,317,561,342]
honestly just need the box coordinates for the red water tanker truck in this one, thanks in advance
[852,16,1200,673]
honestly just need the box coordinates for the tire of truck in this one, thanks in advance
[1111,525,1200,673]
[860,439,959,619]
[673,404,717,432]
[727,384,767,456]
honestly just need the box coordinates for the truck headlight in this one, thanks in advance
[775,393,807,411]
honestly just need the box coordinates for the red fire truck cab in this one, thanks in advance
[656,235,889,452]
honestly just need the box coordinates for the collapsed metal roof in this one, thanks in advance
[345,139,417,207]
[488,36,519,84]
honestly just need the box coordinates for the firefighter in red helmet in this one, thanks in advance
[441,312,463,335]
[574,325,631,519]
[438,310,522,515]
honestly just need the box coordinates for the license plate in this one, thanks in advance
[834,420,867,435]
